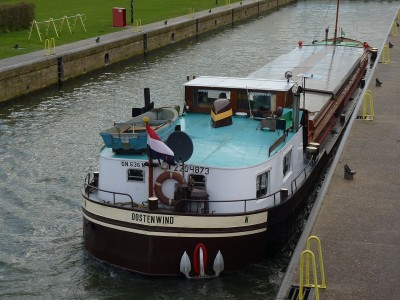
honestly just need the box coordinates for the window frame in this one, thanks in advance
[127,169,145,182]
[256,170,269,198]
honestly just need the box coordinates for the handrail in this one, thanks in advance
[290,157,314,194]
[83,153,316,214]
[362,90,374,120]
[83,173,134,207]
[174,189,282,214]
[299,250,320,300]
[305,236,326,289]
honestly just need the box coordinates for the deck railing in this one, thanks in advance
[83,173,134,207]
[83,155,317,214]
[290,157,315,194]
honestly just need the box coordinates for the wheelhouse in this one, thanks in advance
[184,76,296,118]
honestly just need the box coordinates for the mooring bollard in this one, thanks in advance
[148,197,158,210]
[280,188,288,202]
[344,163,356,180]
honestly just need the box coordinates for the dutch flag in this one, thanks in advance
[146,124,175,165]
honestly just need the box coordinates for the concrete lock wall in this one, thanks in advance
[0,0,295,103]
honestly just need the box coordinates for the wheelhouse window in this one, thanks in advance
[237,91,277,113]
[188,174,206,187]
[256,171,269,198]
[193,89,231,108]
[283,150,292,177]
[127,169,144,182]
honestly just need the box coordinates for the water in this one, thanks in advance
[0,1,398,298]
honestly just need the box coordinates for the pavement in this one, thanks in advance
[277,9,400,300]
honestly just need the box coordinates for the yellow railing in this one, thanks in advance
[305,236,326,288]
[362,90,374,121]
[299,235,327,300]
[133,19,142,32]
[381,44,390,64]
[299,250,320,300]
[188,8,195,19]
[44,38,56,56]
[392,21,399,37]
[28,14,86,42]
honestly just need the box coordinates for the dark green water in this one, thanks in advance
[1,1,398,299]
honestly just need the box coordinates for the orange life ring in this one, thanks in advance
[154,171,185,206]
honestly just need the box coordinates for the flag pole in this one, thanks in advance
[148,157,153,197]
[144,117,154,197]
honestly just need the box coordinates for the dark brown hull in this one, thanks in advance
[83,214,267,276]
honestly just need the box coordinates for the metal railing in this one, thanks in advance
[290,157,315,194]
[83,156,316,214]
[83,173,134,207]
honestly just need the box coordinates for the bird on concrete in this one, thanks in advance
[376,78,383,87]
[389,42,393,48]
[209,9,211,13]
[13,44,19,49]
[164,20,168,25]
[240,1,243,4]
[95,37,100,43]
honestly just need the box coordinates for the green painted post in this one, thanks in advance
[130,0,134,24]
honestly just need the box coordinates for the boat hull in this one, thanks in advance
[82,151,327,276]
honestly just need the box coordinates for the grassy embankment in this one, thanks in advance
[0,0,240,59]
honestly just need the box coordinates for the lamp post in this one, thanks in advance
[298,73,325,108]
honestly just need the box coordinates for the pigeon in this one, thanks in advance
[95,37,100,43]
[389,42,393,48]
[376,78,383,87]
[209,9,211,13]
[164,20,168,25]
[13,44,19,49]
[240,1,243,4]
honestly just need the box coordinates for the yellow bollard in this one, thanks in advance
[362,90,374,121]
[300,250,320,300]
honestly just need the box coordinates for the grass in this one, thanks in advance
[0,0,241,59]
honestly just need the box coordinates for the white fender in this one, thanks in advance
[180,251,191,279]
[213,250,224,277]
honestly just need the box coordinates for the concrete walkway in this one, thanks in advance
[277,11,400,300]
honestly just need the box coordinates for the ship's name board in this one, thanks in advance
[132,212,174,225]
